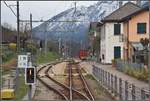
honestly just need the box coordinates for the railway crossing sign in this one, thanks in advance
[25,67,36,85]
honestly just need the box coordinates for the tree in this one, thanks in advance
[140,38,149,65]
[2,22,13,30]
[140,38,149,50]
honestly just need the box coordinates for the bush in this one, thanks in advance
[9,43,16,50]
[123,66,148,82]
[26,43,37,54]
[2,52,15,63]
[139,68,148,81]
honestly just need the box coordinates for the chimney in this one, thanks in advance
[119,1,123,8]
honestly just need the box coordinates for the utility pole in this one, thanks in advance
[30,14,32,40]
[44,23,47,56]
[80,40,83,49]
[26,13,34,101]
[69,2,77,58]
[0,2,2,90]
[15,0,19,94]
[17,1,20,53]
[30,14,33,59]
[148,0,150,96]
[59,37,61,54]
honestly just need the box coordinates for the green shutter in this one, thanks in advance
[137,23,146,34]
[114,24,121,35]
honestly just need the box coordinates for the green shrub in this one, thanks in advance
[2,52,15,63]
[139,68,148,81]
[123,66,148,82]
[26,43,37,54]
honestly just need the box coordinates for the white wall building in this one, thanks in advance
[100,23,123,63]
[100,2,141,63]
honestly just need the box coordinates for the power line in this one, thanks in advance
[3,1,17,17]
[33,30,76,32]
[19,19,89,23]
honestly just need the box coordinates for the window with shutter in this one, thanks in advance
[114,24,121,35]
[137,23,146,34]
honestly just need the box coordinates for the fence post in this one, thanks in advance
[104,71,106,85]
[108,72,110,90]
[141,88,145,100]
[99,68,101,83]
[111,74,114,93]
[125,81,128,100]
[114,75,117,96]
[105,71,108,87]
[132,84,135,100]
[98,68,100,82]
[102,70,104,85]
[119,78,122,100]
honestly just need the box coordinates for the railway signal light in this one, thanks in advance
[25,67,36,85]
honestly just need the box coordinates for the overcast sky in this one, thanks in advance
[1,1,98,29]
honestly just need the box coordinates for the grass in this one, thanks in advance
[36,51,60,64]
[123,66,149,82]
[85,74,96,80]
[85,74,113,99]
[0,78,5,88]
[2,70,11,75]
[2,52,16,64]
[14,74,28,100]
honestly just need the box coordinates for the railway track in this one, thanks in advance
[68,63,95,101]
[36,64,69,100]
[36,61,95,100]
[44,64,91,100]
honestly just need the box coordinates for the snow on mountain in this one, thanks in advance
[32,1,147,56]
[32,1,123,57]
[32,1,120,43]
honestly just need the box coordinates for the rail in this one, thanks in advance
[45,64,90,100]
[77,64,95,101]
[36,64,69,100]
[69,64,73,100]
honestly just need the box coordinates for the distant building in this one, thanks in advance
[89,22,102,61]
[100,2,141,64]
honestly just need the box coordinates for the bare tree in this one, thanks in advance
[2,22,13,30]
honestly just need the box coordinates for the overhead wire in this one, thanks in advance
[3,1,17,17]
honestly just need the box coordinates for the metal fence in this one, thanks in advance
[115,60,144,72]
[92,65,150,100]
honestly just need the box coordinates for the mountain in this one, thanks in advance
[32,1,121,56]
[33,1,119,39]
